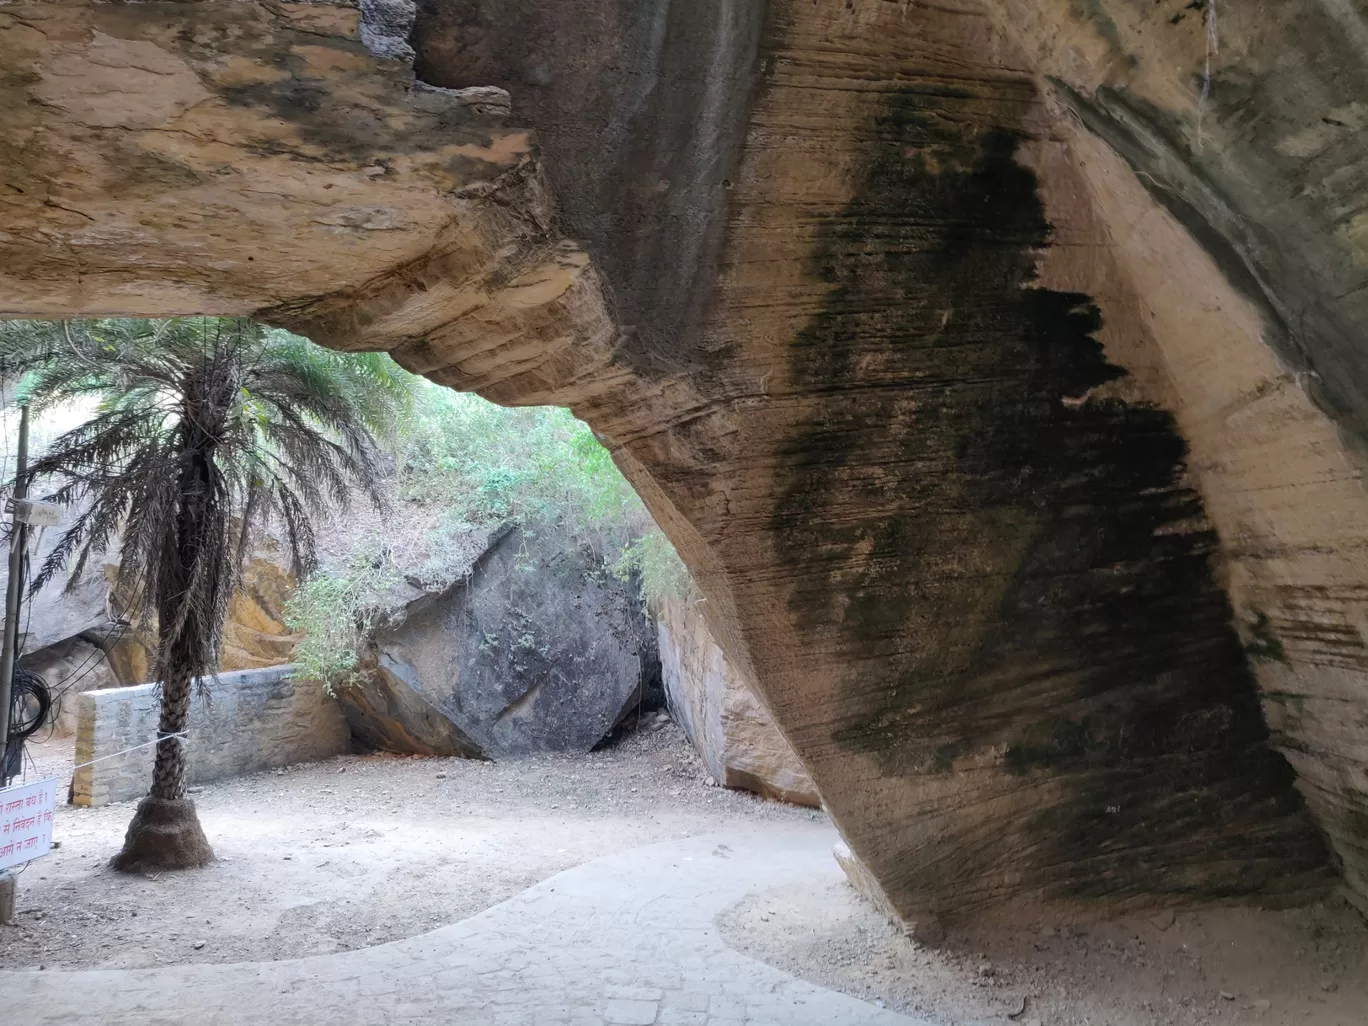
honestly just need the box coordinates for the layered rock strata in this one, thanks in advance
[2,0,1365,922]
[658,597,820,807]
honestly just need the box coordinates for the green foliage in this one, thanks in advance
[283,572,371,692]
[256,328,416,444]
[615,528,692,610]
[396,386,643,547]
[283,534,414,694]
[283,380,693,689]
[396,384,692,603]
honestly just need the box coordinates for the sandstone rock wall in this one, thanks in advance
[970,0,1368,920]
[446,0,1336,922]
[2,0,1365,923]
[658,597,819,807]
[8,508,300,727]
[218,540,303,672]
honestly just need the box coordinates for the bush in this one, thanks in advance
[285,375,692,691]
[397,386,642,545]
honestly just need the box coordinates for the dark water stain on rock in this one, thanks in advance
[411,0,769,381]
[1243,608,1290,664]
[771,83,1331,912]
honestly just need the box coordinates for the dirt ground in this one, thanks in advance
[0,721,812,970]
[719,878,1368,1026]
[3,725,1365,1026]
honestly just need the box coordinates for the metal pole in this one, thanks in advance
[0,404,29,786]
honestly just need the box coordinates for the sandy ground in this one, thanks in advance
[719,878,1368,1026]
[0,722,813,970]
[4,725,1365,1026]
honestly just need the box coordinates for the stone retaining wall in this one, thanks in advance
[71,666,350,806]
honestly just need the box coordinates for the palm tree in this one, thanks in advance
[0,317,409,871]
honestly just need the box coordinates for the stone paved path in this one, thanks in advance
[9,822,937,1026]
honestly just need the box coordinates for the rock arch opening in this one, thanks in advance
[4,0,1368,935]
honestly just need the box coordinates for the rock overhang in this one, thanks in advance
[2,0,1367,922]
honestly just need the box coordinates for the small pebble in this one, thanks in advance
[1220,991,1235,1001]
[192,941,205,950]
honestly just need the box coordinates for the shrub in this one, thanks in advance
[285,376,692,690]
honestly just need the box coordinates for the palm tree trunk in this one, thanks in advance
[150,659,193,800]
[110,639,213,872]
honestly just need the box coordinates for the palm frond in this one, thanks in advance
[1,316,410,684]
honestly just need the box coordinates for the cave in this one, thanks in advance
[2,0,1366,933]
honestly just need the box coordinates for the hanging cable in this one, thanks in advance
[8,666,50,742]
[3,665,49,782]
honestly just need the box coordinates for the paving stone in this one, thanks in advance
[0,826,939,1026]
[663,992,710,1013]
[603,998,659,1025]
[657,1010,708,1025]
[707,996,746,1019]
[605,987,665,1002]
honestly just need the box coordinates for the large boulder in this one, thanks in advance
[341,524,655,757]
[341,647,487,758]
[659,598,820,808]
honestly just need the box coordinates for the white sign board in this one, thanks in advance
[0,778,57,872]
[12,499,62,528]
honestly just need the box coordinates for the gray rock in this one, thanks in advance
[358,0,416,62]
[342,524,655,757]
[341,647,486,758]
[2,509,118,655]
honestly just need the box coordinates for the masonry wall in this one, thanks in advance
[71,666,350,806]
